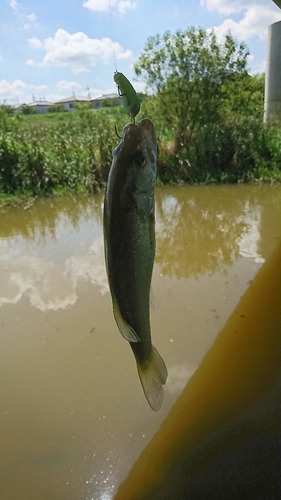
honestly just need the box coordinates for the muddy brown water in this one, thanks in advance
[0,184,280,500]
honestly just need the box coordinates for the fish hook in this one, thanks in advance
[114,124,122,139]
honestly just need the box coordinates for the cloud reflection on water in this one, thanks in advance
[0,237,108,311]
[166,364,196,396]
[0,185,280,312]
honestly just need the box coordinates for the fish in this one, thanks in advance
[114,71,140,122]
[103,118,168,411]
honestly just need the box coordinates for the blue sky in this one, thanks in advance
[0,0,280,104]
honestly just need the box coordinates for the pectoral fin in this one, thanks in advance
[112,295,140,343]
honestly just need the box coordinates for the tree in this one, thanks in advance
[0,104,13,116]
[135,28,252,181]
[21,105,38,115]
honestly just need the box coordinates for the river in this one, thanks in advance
[0,184,280,500]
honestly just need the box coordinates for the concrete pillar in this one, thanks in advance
[264,20,281,124]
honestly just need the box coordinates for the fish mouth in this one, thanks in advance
[113,118,157,165]
[135,119,157,150]
[120,119,157,152]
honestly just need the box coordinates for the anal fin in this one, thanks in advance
[112,296,140,343]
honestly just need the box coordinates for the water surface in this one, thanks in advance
[0,184,280,500]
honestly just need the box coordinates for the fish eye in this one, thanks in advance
[134,151,146,168]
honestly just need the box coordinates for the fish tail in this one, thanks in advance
[136,346,168,412]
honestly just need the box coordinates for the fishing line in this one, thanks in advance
[107,0,140,122]
[108,0,117,73]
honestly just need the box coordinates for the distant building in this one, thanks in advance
[5,91,124,114]
[12,103,26,112]
[55,95,90,111]
[91,93,120,109]
[27,100,53,114]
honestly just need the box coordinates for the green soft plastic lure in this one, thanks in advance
[114,71,140,122]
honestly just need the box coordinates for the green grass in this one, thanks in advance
[21,112,74,123]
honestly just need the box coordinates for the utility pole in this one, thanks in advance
[264,2,281,123]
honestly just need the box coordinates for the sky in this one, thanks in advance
[0,0,280,105]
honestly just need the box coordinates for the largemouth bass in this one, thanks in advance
[103,118,168,411]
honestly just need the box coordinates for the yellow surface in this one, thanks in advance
[115,241,281,499]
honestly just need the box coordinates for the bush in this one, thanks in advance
[0,107,128,195]
[48,104,64,113]
[21,105,38,115]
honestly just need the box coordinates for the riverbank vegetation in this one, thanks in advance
[0,105,127,200]
[0,29,280,203]
[136,28,281,185]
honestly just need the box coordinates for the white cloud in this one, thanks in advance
[9,0,38,29]
[212,4,281,41]
[24,12,38,29]
[27,29,133,73]
[44,93,66,103]
[201,0,281,42]
[83,0,111,11]
[0,79,46,103]
[117,0,137,14]
[27,37,42,49]
[201,0,244,16]
[201,0,280,16]
[83,0,136,14]
[56,80,82,92]
[249,58,266,75]
[26,12,37,22]
[9,0,19,12]
[0,79,26,95]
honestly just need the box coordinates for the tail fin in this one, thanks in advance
[136,346,168,412]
